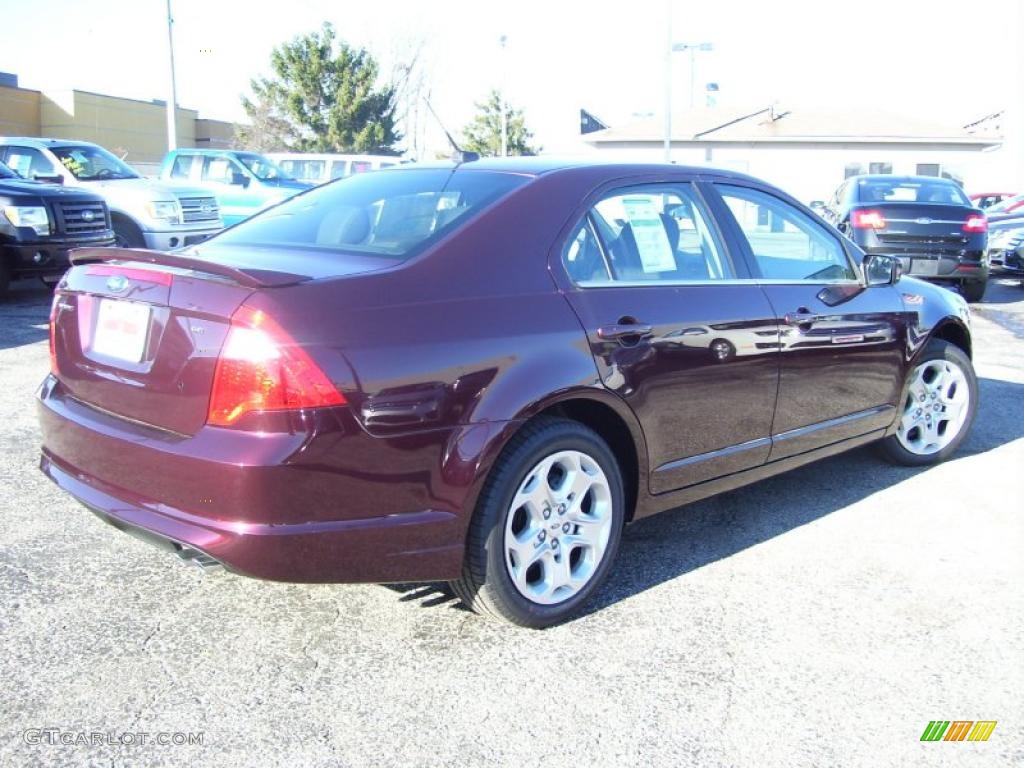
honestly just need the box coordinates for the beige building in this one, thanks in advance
[0,75,237,170]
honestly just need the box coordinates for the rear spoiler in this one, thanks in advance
[69,247,309,288]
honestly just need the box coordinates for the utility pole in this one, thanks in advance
[499,34,508,157]
[164,0,178,151]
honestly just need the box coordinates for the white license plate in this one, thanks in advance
[912,259,939,276]
[92,299,151,363]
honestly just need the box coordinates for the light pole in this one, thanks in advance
[499,34,508,157]
[164,0,178,151]
[665,39,713,162]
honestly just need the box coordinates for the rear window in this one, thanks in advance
[855,179,970,206]
[212,168,530,260]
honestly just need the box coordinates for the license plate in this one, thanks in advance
[92,299,151,363]
[911,259,939,276]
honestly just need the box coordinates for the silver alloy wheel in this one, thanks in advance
[503,450,614,605]
[896,358,971,455]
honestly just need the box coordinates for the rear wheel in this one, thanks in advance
[450,417,625,628]
[877,340,977,466]
[0,253,11,296]
[961,279,986,303]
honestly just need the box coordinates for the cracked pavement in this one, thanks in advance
[1,277,1022,767]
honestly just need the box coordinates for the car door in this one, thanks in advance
[555,180,781,494]
[707,180,909,459]
[199,155,262,225]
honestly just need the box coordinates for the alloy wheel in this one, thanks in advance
[896,358,971,455]
[503,450,614,605]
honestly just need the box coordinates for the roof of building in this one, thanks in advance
[584,106,1002,147]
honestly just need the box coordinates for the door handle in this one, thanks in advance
[784,309,827,326]
[597,323,654,341]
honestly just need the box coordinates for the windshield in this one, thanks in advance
[0,160,17,179]
[235,152,294,181]
[987,194,1024,214]
[855,179,970,206]
[212,168,530,260]
[51,145,139,181]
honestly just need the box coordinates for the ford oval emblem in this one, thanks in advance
[106,275,129,293]
[915,217,933,225]
[80,209,96,222]
[200,202,213,214]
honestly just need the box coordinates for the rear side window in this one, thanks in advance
[212,169,529,260]
[716,184,856,282]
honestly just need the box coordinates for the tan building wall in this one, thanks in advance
[0,84,41,136]
[0,84,239,166]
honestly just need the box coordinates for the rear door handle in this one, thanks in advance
[597,323,654,340]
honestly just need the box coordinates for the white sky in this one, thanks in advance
[0,0,1015,154]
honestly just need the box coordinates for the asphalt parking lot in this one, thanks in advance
[1,277,1022,768]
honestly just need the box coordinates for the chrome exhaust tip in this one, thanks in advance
[176,547,223,571]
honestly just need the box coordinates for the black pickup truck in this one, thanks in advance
[1,159,115,294]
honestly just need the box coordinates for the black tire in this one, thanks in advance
[450,417,625,628]
[112,218,145,249]
[876,339,977,467]
[0,252,11,297]
[961,279,986,303]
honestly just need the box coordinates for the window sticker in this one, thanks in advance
[621,196,675,273]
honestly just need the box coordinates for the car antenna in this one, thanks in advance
[424,97,479,165]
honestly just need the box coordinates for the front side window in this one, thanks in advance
[50,145,138,180]
[169,154,194,179]
[716,184,856,282]
[211,168,529,260]
[563,184,734,285]
[235,152,293,181]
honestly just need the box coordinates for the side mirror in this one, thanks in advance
[864,253,902,286]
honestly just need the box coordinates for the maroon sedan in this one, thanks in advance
[38,159,978,627]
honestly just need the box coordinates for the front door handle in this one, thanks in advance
[784,309,827,326]
[597,323,654,341]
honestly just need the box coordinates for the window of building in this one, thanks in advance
[868,162,893,174]
[916,163,940,177]
[843,163,864,179]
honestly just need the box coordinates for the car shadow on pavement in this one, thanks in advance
[384,375,1024,623]
[0,281,51,351]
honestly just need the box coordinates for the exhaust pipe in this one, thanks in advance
[176,546,223,571]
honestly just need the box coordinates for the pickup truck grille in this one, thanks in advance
[179,197,220,223]
[56,200,110,236]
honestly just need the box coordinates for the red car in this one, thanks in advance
[38,159,978,627]
[969,192,1018,210]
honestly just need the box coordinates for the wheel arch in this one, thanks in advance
[929,317,972,359]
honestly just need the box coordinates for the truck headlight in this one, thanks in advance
[2,205,51,237]
[144,200,181,224]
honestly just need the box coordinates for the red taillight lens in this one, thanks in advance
[207,305,345,426]
[962,215,988,233]
[851,209,887,229]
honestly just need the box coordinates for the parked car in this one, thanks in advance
[38,159,977,628]
[266,153,400,185]
[969,191,1016,210]
[0,138,222,250]
[160,149,310,226]
[983,192,1024,222]
[823,174,989,302]
[0,159,114,293]
[986,223,1024,281]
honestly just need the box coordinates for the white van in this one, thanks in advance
[266,153,401,185]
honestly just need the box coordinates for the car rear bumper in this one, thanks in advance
[142,225,221,252]
[36,376,472,583]
[859,245,988,282]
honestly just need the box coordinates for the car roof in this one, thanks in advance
[0,136,104,148]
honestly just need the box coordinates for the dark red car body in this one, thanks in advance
[37,159,973,584]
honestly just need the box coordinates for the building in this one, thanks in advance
[0,73,237,174]
[582,106,1004,202]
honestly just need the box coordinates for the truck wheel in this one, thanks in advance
[113,219,145,249]
[450,417,625,628]
[960,279,986,303]
[0,252,12,296]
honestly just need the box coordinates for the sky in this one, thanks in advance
[0,0,1017,155]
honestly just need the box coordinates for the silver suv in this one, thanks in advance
[0,138,223,250]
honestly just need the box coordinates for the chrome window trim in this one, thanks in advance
[883,218,969,225]
[576,278,864,289]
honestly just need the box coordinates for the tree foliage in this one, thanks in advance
[461,90,540,157]
[239,23,401,154]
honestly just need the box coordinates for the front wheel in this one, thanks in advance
[877,340,977,466]
[450,418,625,628]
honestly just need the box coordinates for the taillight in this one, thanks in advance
[963,215,988,233]
[207,305,345,426]
[851,209,887,229]
[48,292,59,375]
